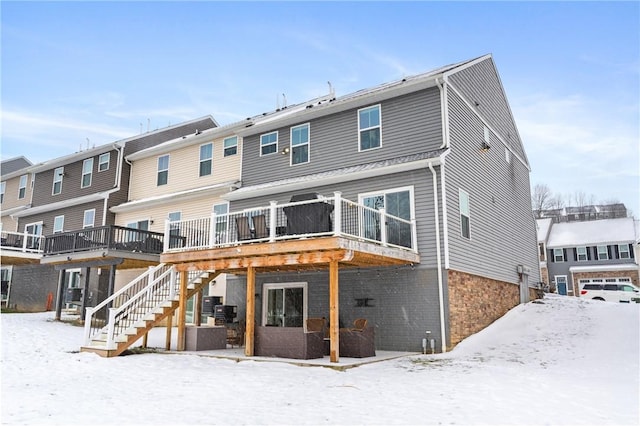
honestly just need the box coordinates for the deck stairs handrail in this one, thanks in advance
[81,264,218,357]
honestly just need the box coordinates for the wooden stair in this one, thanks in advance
[81,271,220,357]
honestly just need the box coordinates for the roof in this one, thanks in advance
[536,218,553,243]
[546,217,636,248]
[224,148,449,201]
[1,156,33,178]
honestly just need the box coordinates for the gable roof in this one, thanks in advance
[1,156,33,178]
[536,218,553,243]
[546,217,636,248]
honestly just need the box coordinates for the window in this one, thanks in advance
[505,148,511,163]
[459,189,471,239]
[0,181,5,204]
[484,126,490,143]
[199,143,212,177]
[24,222,43,249]
[125,219,149,242]
[291,123,309,165]
[358,105,381,150]
[83,209,95,229]
[213,203,229,243]
[597,245,608,260]
[360,187,413,248]
[618,244,630,259]
[167,212,181,249]
[260,132,278,156]
[18,175,27,199]
[224,136,238,157]
[53,216,64,234]
[81,158,93,188]
[553,248,565,262]
[98,152,110,172]
[52,167,64,195]
[576,246,588,261]
[157,155,169,186]
[262,282,307,327]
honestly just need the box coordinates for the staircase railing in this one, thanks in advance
[83,265,214,351]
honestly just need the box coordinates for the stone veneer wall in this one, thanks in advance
[447,269,520,348]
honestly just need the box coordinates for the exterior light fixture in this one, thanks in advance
[481,141,490,152]
[281,147,290,155]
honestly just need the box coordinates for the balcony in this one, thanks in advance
[0,230,45,265]
[41,225,165,269]
[161,192,420,272]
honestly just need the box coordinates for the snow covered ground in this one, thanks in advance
[1,294,638,425]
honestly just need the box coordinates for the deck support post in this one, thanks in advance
[177,270,188,351]
[329,259,339,363]
[245,266,256,356]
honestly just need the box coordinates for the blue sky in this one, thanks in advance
[2,1,639,216]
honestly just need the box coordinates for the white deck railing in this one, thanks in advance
[0,230,45,254]
[163,192,417,253]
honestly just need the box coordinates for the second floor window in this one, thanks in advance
[553,248,565,262]
[576,246,588,261]
[157,155,169,186]
[358,105,381,151]
[597,245,608,260]
[52,167,64,195]
[53,216,64,234]
[83,209,95,229]
[18,175,27,199]
[618,244,630,259]
[0,181,5,204]
[291,123,309,165]
[260,132,277,156]
[199,143,212,177]
[224,136,238,157]
[82,158,93,188]
[98,152,110,172]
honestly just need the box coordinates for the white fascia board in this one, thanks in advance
[223,156,444,201]
[11,191,114,218]
[1,205,29,217]
[110,181,240,213]
[569,264,639,273]
[29,144,121,174]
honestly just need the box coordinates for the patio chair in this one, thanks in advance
[306,317,327,336]
[252,214,269,239]
[235,216,253,241]
[339,318,375,357]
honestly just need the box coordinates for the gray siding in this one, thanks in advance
[445,87,540,284]
[226,265,448,352]
[447,58,528,164]
[20,200,107,235]
[241,88,443,186]
[121,117,217,156]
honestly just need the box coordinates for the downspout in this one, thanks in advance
[436,77,450,149]
[102,143,124,226]
[429,161,447,353]
[440,153,450,269]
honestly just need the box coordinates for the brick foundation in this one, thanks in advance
[448,270,520,348]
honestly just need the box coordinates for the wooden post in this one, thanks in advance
[165,311,173,350]
[245,266,256,356]
[177,270,188,351]
[329,259,339,363]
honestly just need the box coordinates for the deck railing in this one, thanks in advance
[164,191,417,253]
[0,230,45,254]
[43,225,165,256]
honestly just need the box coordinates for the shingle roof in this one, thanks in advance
[546,217,636,248]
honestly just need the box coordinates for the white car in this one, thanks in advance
[580,282,640,303]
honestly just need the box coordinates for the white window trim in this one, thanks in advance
[555,275,571,295]
[81,158,94,189]
[290,123,310,166]
[52,167,64,195]
[53,215,65,234]
[157,155,169,186]
[199,143,213,177]
[618,244,630,259]
[597,245,608,260]
[261,282,308,327]
[83,209,96,229]
[223,136,238,157]
[260,131,278,157]
[358,104,382,152]
[358,185,416,218]
[459,189,471,239]
[553,248,565,262]
[18,175,27,199]
[576,246,588,262]
[0,181,5,204]
[98,152,110,172]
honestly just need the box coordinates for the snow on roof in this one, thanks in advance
[546,217,636,248]
[536,218,553,243]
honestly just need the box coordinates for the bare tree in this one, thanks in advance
[548,194,566,211]
[531,184,553,217]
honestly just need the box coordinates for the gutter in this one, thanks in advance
[428,161,447,353]
[436,77,450,149]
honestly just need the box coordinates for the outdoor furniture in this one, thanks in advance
[252,214,269,239]
[235,216,253,241]
[226,321,245,348]
[254,326,324,359]
[283,193,334,235]
[339,318,376,358]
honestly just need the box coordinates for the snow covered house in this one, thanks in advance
[541,217,638,296]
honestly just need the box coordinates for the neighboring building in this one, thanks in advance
[536,217,553,289]
[542,217,638,296]
[535,203,628,223]
[1,117,217,312]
